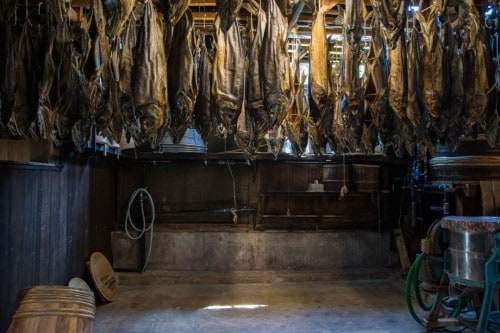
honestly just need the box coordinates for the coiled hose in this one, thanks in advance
[125,188,155,273]
[405,252,464,326]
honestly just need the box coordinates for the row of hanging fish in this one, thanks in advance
[0,0,498,160]
[302,0,498,158]
[0,0,195,150]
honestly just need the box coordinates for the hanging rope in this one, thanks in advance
[339,154,349,200]
[286,162,291,216]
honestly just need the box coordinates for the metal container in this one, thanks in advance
[447,229,493,283]
[156,128,207,153]
[441,216,500,284]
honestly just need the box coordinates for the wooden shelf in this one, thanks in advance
[257,190,384,230]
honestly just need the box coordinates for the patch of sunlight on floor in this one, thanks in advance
[203,304,268,310]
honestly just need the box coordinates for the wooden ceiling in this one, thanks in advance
[14,0,491,33]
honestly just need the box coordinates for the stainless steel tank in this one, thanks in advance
[441,216,500,283]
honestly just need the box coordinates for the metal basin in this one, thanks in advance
[441,216,500,284]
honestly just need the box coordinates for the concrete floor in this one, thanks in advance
[93,279,427,333]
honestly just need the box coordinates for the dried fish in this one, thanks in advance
[405,25,421,127]
[89,0,113,134]
[370,0,407,116]
[286,72,309,157]
[216,0,243,33]
[414,9,444,119]
[449,34,464,123]
[8,24,40,138]
[342,0,365,109]
[73,16,92,73]
[444,32,465,150]
[387,36,407,117]
[53,43,92,148]
[460,9,489,127]
[212,15,245,134]
[340,0,366,151]
[308,0,338,155]
[247,5,267,140]
[118,17,141,143]
[261,0,290,130]
[108,0,137,38]
[0,3,15,128]
[169,0,191,26]
[193,32,214,141]
[370,0,406,49]
[37,29,56,140]
[49,0,71,43]
[235,102,256,161]
[132,0,169,145]
[167,9,197,144]
[431,0,448,16]
[365,19,389,128]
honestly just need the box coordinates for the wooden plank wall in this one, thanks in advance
[0,155,112,333]
[116,161,258,225]
[258,162,323,192]
[88,156,118,258]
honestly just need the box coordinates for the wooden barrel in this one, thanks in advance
[7,285,95,333]
[352,164,379,192]
[322,164,350,191]
[429,136,500,181]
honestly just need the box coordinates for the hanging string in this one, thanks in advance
[227,160,238,222]
[339,154,348,200]
[224,136,238,223]
[286,162,291,216]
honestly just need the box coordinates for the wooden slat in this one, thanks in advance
[0,159,95,333]
[480,180,495,215]
[493,181,500,216]
[394,228,411,274]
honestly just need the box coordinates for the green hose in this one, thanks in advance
[405,252,465,326]
[413,253,435,311]
[405,252,427,326]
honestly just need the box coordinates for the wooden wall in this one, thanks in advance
[0,152,117,333]
[114,157,395,230]
[115,160,258,226]
[0,142,400,331]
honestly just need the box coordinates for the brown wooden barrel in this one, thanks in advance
[7,285,95,333]
[352,164,379,192]
[429,136,500,181]
[322,164,350,191]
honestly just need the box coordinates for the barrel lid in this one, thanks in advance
[87,252,118,302]
[441,216,500,232]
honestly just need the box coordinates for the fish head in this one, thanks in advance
[422,90,440,118]
[139,104,164,141]
[173,91,191,114]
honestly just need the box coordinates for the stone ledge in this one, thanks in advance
[116,267,398,285]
